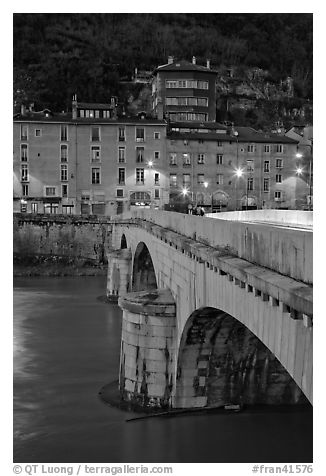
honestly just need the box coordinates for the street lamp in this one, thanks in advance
[235,168,244,210]
[295,152,313,210]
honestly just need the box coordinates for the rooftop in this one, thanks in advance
[155,60,217,74]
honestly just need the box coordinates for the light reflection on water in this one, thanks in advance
[13,277,312,463]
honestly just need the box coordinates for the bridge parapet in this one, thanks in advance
[118,210,312,284]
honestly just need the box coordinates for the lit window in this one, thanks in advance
[247,160,254,172]
[31,202,38,213]
[169,174,177,187]
[183,174,191,187]
[20,125,28,140]
[183,153,191,166]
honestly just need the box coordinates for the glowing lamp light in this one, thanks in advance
[182,188,188,196]
[204,181,208,188]
[148,160,153,167]
[296,167,303,175]
[296,153,303,158]
[235,168,243,178]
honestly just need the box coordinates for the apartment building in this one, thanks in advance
[152,56,217,122]
[166,123,300,211]
[13,102,168,215]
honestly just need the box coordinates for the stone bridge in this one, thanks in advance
[105,210,313,409]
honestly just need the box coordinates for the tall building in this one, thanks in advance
[152,56,217,122]
[13,101,168,215]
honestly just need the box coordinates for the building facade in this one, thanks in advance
[152,56,217,122]
[166,123,300,211]
[14,103,168,215]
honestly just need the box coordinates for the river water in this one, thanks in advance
[13,276,312,463]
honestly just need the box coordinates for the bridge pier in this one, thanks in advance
[106,248,131,301]
[118,289,176,409]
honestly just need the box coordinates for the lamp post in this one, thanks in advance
[296,151,313,210]
[235,168,244,210]
[203,181,213,213]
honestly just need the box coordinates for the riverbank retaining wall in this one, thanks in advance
[13,213,113,264]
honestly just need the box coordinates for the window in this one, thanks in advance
[91,167,101,184]
[183,174,191,187]
[136,168,144,184]
[247,178,254,191]
[263,178,270,192]
[216,174,224,185]
[247,144,255,153]
[118,127,126,142]
[154,173,159,185]
[35,129,41,137]
[62,184,68,197]
[60,164,68,181]
[80,110,85,118]
[264,160,270,173]
[276,159,283,168]
[217,141,223,147]
[118,168,125,185]
[21,144,28,161]
[60,145,68,162]
[20,125,28,140]
[275,191,282,200]
[21,164,28,182]
[22,184,29,196]
[60,125,68,141]
[197,174,205,184]
[91,146,101,162]
[216,154,223,165]
[276,174,282,183]
[136,147,144,163]
[44,203,58,214]
[154,151,160,160]
[264,145,270,153]
[170,174,177,187]
[183,153,191,166]
[62,205,74,215]
[31,202,38,213]
[118,147,126,163]
[169,153,177,166]
[45,186,56,196]
[154,132,160,140]
[197,153,205,164]
[276,144,283,153]
[247,160,254,172]
[136,128,145,142]
[116,189,124,197]
[154,189,160,199]
[95,110,100,118]
[91,126,100,142]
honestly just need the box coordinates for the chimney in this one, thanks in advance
[192,56,196,65]
[72,94,78,119]
[206,59,210,69]
[168,55,174,64]
[157,102,164,120]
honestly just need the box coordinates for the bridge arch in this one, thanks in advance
[132,241,157,292]
[175,306,307,408]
